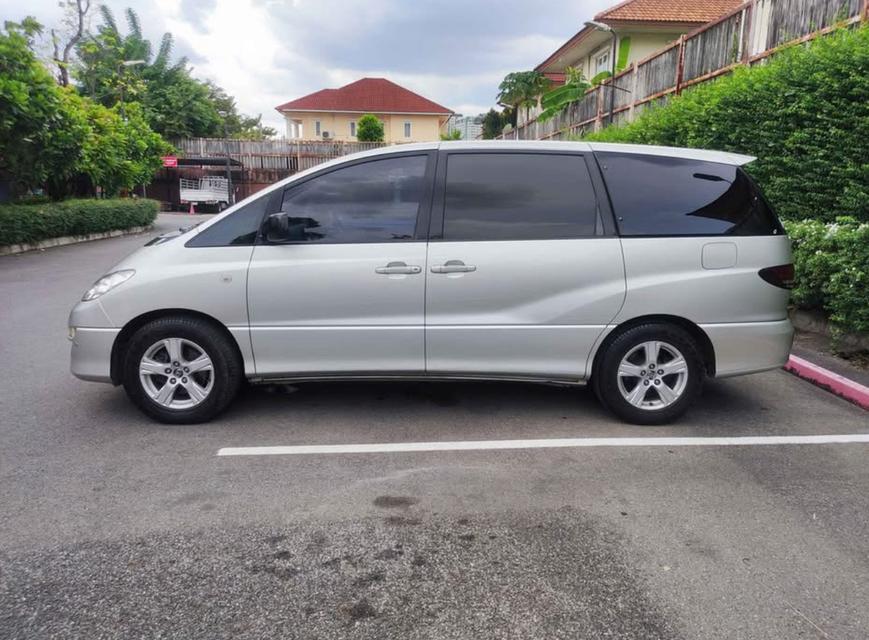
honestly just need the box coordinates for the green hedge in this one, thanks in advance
[585,26,869,223]
[785,217,869,335]
[0,198,159,246]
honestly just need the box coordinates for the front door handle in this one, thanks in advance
[431,260,476,274]
[375,261,421,275]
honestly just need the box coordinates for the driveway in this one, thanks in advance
[1,215,867,639]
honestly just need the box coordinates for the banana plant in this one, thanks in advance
[591,36,632,86]
[537,66,591,122]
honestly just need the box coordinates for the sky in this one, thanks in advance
[2,0,612,135]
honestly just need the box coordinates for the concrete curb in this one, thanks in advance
[784,354,869,410]
[0,225,154,256]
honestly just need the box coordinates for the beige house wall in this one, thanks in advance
[581,31,683,80]
[520,29,684,125]
[282,111,447,142]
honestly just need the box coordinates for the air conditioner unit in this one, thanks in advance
[322,131,330,139]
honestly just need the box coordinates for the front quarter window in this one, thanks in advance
[186,192,271,247]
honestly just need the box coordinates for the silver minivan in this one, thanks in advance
[69,141,794,425]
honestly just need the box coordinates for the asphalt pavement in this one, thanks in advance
[1,215,867,639]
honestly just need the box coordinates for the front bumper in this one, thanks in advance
[701,319,794,378]
[69,327,120,383]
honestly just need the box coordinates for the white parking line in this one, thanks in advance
[217,434,869,457]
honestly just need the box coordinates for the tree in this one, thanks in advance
[1,16,171,199]
[481,108,504,139]
[0,19,88,197]
[74,7,222,138]
[51,0,91,87]
[440,129,462,140]
[356,114,384,142]
[74,6,276,140]
[206,82,276,139]
[538,66,591,122]
[496,71,551,124]
[77,97,172,196]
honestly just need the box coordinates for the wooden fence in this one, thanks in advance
[151,139,386,208]
[500,0,868,141]
[171,138,386,172]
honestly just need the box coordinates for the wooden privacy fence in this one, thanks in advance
[171,138,386,172]
[500,0,868,141]
[152,139,386,207]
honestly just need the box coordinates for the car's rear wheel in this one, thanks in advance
[595,323,704,425]
[122,316,242,424]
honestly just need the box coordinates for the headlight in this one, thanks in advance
[82,270,136,301]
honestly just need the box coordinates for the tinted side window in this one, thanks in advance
[279,155,428,243]
[599,153,784,236]
[186,191,270,247]
[442,153,598,241]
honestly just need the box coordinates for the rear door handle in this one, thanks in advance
[430,259,476,274]
[375,261,421,275]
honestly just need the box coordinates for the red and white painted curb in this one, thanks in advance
[784,355,869,410]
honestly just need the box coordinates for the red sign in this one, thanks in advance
[162,156,178,167]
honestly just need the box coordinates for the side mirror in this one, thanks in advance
[265,212,290,243]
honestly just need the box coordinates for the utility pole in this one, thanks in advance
[585,21,618,125]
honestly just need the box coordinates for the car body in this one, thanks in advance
[69,141,794,424]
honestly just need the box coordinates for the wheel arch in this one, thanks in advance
[110,309,246,385]
[590,315,716,382]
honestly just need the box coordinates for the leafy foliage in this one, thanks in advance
[538,67,590,123]
[74,6,274,139]
[77,98,173,196]
[591,37,632,86]
[497,71,551,122]
[440,129,462,140]
[481,108,513,139]
[0,198,159,245]
[0,20,89,197]
[356,114,385,142]
[785,217,869,334]
[584,26,869,223]
[0,19,170,198]
[205,82,277,140]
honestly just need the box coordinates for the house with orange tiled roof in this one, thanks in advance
[275,78,453,143]
[522,0,742,124]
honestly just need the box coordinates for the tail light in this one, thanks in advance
[758,263,795,289]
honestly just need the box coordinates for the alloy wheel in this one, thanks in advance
[616,340,689,410]
[139,338,214,410]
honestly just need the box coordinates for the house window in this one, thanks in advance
[349,121,356,137]
[594,47,611,75]
[315,120,321,136]
[288,119,303,139]
[404,121,412,138]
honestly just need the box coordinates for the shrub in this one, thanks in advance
[585,26,869,223]
[356,114,385,142]
[0,198,159,246]
[785,217,869,334]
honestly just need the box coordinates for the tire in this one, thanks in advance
[595,323,704,425]
[122,316,243,424]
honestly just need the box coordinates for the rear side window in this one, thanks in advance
[279,155,427,243]
[186,191,270,247]
[598,153,784,236]
[442,153,598,241]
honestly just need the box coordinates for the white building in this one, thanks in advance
[448,114,484,140]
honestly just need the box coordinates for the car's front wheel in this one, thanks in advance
[122,316,242,424]
[594,323,704,425]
